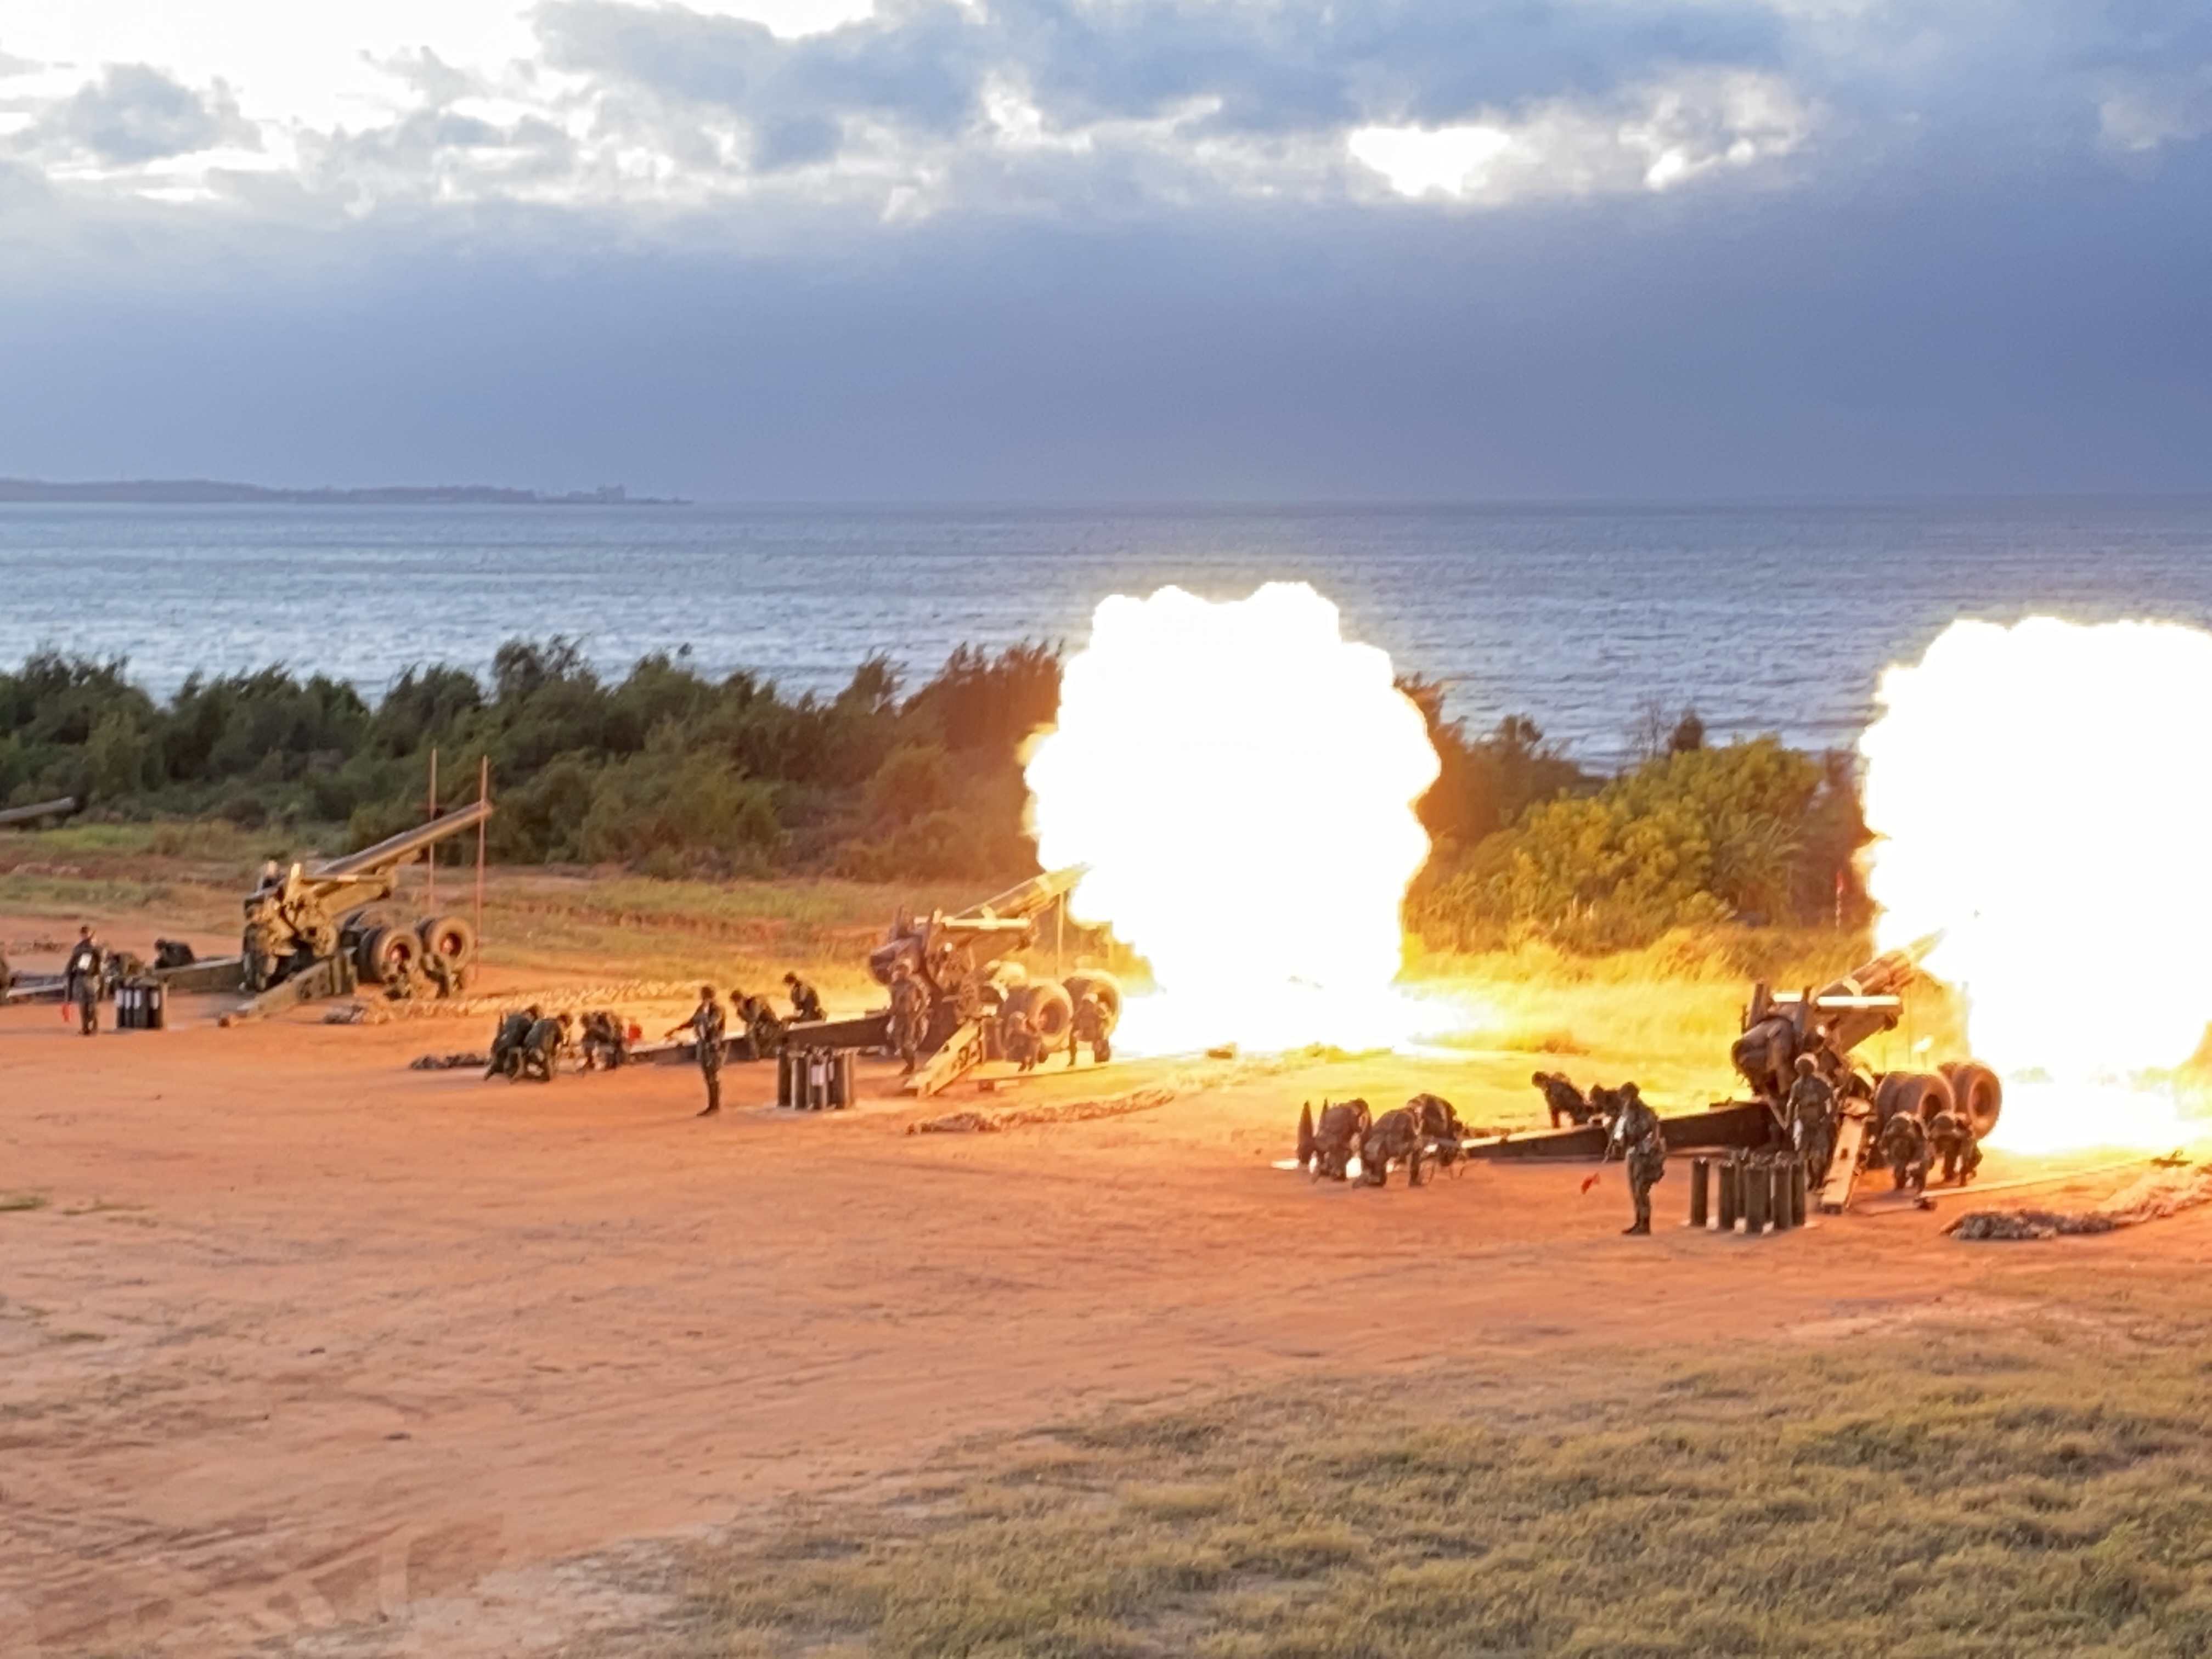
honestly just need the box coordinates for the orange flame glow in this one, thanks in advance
[1862,617,2212,1152]
[1025,583,1445,1054]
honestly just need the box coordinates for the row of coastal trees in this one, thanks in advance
[0,643,1869,949]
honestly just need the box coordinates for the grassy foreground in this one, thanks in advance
[640,1273,2212,1659]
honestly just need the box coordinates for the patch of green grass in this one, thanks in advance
[658,1316,2212,1659]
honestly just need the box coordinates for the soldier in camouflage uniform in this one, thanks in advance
[1926,1108,1981,1186]
[1306,1098,1372,1182]
[64,926,103,1037]
[743,994,784,1062]
[1785,1053,1838,1184]
[888,963,928,1075]
[1606,1082,1667,1235]
[669,986,726,1116]
[1000,1000,1042,1073]
[486,1007,537,1079]
[520,1012,570,1082]
[1879,1107,1931,1197]
[1409,1093,1465,1169]
[579,1010,628,1070]
[783,972,825,1024]
[1068,990,1111,1066]
[1361,1104,1427,1187]
[1533,1071,1595,1127]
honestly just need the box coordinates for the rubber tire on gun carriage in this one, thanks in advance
[1005,981,1075,1042]
[1937,1059,2004,1139]
[1060,972,1122,1035]
[1871,1071,1953,1154]
[416,914,477,992]
[358,923,422,987]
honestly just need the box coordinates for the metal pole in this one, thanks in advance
[474,756,488,946]
[1055,894,1064,980]
[426,747,438,911]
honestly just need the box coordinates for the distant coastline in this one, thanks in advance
[0,478,683,506]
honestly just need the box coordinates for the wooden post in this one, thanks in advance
[475,756,488,945]
[426,747,438,910]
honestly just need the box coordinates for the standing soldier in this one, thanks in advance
[888,962,928,1075]
[668,986,726,1117]
[63,926,103,1037]
[783,972,826,1025]
[1605,1082,1667,1235]
[1785,1053,1837,1185]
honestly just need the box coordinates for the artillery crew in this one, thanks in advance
[1533,1071,1596,1127]
[63,926,103,1036]
[579,1010,629,1070]
[1302,1098,1372,1182]
[486,1007,537,1079]
[1069,989,1111,1066]
[1927,1107,1981,1186]
[1878,1107,1932,1200]
[783,972,825,1025]
[1361,1105,1427,1187]
[1785,1053,1838,1185]
[888,962,928,1075]
[1606,1082,1667,1235]
[520,1012,571,1082]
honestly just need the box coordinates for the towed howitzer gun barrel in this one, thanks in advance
[1735,930,1944,1097]
[0,795,82,830]
[313,798,494,883]
[947,866,1087,929]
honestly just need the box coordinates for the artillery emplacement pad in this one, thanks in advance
[3,877,2205,1657]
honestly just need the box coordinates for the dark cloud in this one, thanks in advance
[543,0,1798,144]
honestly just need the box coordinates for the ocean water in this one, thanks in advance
[4,499,2210,769]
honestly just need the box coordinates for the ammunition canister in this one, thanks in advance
[1717,1154,1740,1232]
[1690,1156,1711,1228]
[1745,1156,1770,1234]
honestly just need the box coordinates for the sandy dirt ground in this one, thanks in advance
[3,913,2204,1658]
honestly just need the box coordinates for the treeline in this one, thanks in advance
[0,645,1871,946]
[1402,692,1870,952]
[0,640,1058,882]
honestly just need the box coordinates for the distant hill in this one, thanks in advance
[0,478,681,506]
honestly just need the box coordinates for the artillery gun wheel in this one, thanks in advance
[1940,1061,2003,1139]
[1020,981,1075,1042]
[1876,1071,1955,1128]
[358,924,422,987]
[1062,972,1122,1035]
[416,915,478,995]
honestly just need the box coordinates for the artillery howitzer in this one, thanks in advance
[148,799,493,1021]
[0,795,82,830]
[1461,933,2000,1211]
[783,865,1121,1097]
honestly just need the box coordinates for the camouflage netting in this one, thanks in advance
[1948,1164,2212,1242]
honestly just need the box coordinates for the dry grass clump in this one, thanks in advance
[651,1318,2212,1659]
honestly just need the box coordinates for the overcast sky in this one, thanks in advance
[1,0,2207,500]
